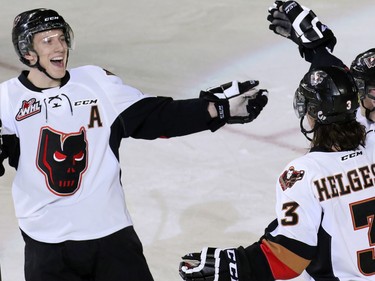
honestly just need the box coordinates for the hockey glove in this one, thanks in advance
[0,148,6,176]
[200,80,268,124]
[0,120,6,176]
[0,120,20,176]
[268,1,295,40]
[179,247,248,281]
[267,1,336,52]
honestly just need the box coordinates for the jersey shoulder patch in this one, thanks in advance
[279,166,305,191]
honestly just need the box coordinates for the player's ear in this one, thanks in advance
[306,113,316,128]
[24,52,37,66]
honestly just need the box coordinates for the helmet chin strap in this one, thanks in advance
[360,99,375,121]
[300,115,317,141]
[35,61,60,81]
[30,51,69,82]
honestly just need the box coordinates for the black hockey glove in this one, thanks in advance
[0,119,20,176]
[179,247,249,281]
[268,1,296,40]
[200,80,268,124]
[0,120,8,176]
[0,146,6,176]
[267,1,336,53]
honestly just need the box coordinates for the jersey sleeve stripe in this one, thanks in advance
[260,240,310,279]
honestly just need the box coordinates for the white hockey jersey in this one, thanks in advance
[0,65,148,242]
[0,65,217,243]
[270,133,375,280]
[357,108,375,132]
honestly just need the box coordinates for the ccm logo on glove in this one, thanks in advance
[226,249,239,281]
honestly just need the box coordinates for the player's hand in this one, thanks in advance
[0,151,5,176]
[267,1,336,51]
[201,80,268,124]
[267,1,294,39]
[0,120,6,176]
[0,147,8,177]
[179,247,241,281]
[0,120,19,176]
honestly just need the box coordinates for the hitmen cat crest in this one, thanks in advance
[36,126,88,196]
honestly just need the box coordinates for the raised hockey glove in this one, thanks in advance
[179,247,247,281]
[268,1,295,40]
[200,80,268,124]
[267,1,336,52]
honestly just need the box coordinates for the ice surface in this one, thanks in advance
[0,0,374,280]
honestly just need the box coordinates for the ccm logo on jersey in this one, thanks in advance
[279,166,305,191]
[16,98,42,121]
[74,99,98,106]
[341,151,363,161]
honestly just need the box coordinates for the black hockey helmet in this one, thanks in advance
[294,66,359,125]
[350,48,375,100]
[12,8,74,66]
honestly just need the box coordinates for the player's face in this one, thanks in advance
[29,29,68,79]
[367,86,375,100]
[362,86,375,110]
[361,87,375,122]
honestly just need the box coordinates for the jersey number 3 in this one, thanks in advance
[350,197,375,276]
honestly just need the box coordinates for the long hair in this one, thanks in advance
[311,120,366,151]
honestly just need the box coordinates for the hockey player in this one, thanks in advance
[267,0,375,130]
[179,66,375,281]
[0,8,268,280]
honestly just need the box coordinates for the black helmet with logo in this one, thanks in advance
[350,48,375,100]
[294,66,359,125]
[12,8,74,66]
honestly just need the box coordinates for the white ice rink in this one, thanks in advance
[0,0,374,280]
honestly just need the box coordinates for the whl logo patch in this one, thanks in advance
[16,98,42,121]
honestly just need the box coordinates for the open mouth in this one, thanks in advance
[50,57,64,68]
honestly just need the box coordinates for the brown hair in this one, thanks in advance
[311,120,366,151]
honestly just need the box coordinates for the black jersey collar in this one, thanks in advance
[18,70,70,92]
[310,146,333,153]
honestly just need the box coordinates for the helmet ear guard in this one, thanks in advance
[293,88,306,118]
